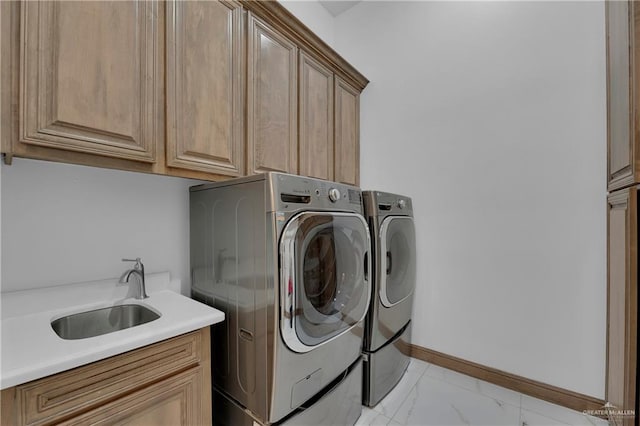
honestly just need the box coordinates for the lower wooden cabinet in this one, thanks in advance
[0,328,211,426]
[606,187,638,426]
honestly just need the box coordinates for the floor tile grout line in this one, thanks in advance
[369,360,430,417]
[420,372,524,412]
[520,404,605,426]
[520,392,608,425]
[427,366,599,425]
[376,363,606,426]
[519,407,574,426]
[359,406,392,426]
[387,362,431,422]
[518,393,523,426]
[421,366,523,410]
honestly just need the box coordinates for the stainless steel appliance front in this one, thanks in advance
[280,211,370,353]
[213,359,363,426]
[362,190,417,407]
[190,173,370,425]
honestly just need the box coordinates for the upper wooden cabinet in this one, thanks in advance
[299,52,334,180]
[1,1,368,183]
[13,1,162,164]
[334,77,360,186]
[606,1,640,191]
[166,0,244,177]
[246,13,298,175]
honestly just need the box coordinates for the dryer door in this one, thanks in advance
[280,211,371,353]
[379,216,416,307]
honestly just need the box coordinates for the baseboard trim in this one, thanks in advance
[410,344,605,413]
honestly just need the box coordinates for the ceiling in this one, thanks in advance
[318,1,361,17]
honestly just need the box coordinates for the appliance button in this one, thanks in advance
[328,188,341,202]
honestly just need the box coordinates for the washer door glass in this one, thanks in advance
[280,212,371,352]
[379,216,416,307]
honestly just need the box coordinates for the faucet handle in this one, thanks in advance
[122,258,143,269]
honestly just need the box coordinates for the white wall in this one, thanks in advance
[1,159,200,294]
[332,1,607,398]
[279,0,336,48]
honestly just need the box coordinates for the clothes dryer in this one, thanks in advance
[190,173,371,425]
[362,191,416,407]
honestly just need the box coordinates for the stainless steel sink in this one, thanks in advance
[51,304,160,340]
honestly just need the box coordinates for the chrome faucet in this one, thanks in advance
[119,258,149,299]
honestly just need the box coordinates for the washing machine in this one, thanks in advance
[362,191,416,407]
[190,173,371,425]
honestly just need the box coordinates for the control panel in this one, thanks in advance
[272,174,363,213]
[365,191,413,216]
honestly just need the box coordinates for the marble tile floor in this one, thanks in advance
[355,359,609,426]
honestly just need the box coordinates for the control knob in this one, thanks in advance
[328,188,341,202]
[398,199,406,209]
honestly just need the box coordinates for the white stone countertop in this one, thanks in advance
[0,272,224,389]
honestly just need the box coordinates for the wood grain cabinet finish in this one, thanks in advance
[166,0,244,177]
[334,77,360,186]
[1,1,368,183]
[246,13,298,175]
[606,3,640,424]
[606,0,640,191]
[606,188,637,426]
[299,52,334,181]
[15,1,162,163]
[0,328,212,426]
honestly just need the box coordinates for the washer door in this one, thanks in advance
[280,211,371,353]
[379,216,416,307]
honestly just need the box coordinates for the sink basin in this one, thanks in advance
[51,304,160,340]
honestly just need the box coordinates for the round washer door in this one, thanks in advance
[379,216,416,307]
[280,211,371,353]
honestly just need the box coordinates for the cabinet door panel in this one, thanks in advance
[334,77,360,186]
[61,367,206,426]
[247,14,297,175]
[19,1,160,162]
[166,0,243,176]
[606,188,637,425]
[299,52,333,180]
[606,1,637,190]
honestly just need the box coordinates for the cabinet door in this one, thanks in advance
[606,1,638,190]
[247,13,298,175]
[18,1,161,162]
[334,77,360,186]
[166,0,244,177]
[61,367,208,426]
[606,188,637,426]
[299,52,334,180]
